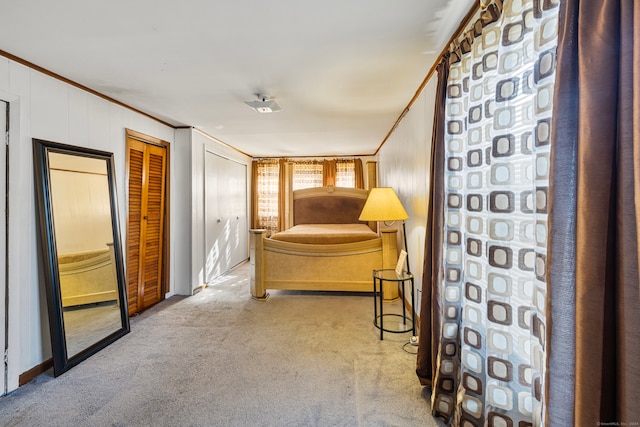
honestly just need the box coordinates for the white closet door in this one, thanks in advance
[204,149,248,284]
[0,100,7,395]
[215,152,231,275]
[226,159,247,268]
[204,149,222,283]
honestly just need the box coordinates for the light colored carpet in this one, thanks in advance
[0,262,441,427]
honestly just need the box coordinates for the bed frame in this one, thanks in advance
[58,244,119,307]
[249,186,399,300]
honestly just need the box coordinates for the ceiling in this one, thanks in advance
[0,0,474,157]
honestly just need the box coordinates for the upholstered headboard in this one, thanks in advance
[292,186,374,230]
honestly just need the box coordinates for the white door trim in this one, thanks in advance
[1,90,21,394]
[0,99,8,395]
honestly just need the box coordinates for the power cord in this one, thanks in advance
[402,341,418,354]
[402,335,419,354]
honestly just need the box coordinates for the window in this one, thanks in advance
[335,159,356,188]
[253,158,362,235]
[292,161,323,191]
[254,159,279,235]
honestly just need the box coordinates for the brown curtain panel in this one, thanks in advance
[277,158,287,232]
[547,0,640,425]
[416,56,448,387]
[354,158,364,189]
[250,160,260,229]
[323,159,336,186]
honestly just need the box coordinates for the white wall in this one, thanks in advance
[377,74,438,317]
[49,168,112,254]
[0,57,175,393]
[174,128,251,295]
[172,129,193,296]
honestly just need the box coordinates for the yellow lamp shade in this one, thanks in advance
[358,187,408,221]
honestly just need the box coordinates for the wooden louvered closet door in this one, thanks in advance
[127,138,167,315]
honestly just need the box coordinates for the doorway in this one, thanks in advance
[126,130,169,315]
[204,149,248,283]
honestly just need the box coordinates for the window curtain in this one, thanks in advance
[292,160,323,191]
[277,158,287,232]
[251,160,259,229]
[353,158,364,189]
[326,159,364,188]
[416,55,448,390]
[323,159,336,186]
[335,159,352,187]
[335,159,364,188]
[416,1,560,425]
[250,159,280,236]
[546,0,640,424]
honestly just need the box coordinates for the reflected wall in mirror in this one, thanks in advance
[33,139,130,377]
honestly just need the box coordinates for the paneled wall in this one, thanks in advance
[377,75,438,317]
[0,57,175,393]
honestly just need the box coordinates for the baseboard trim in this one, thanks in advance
[19,358,53,386]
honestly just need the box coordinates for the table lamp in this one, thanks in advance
[358,187,410,274]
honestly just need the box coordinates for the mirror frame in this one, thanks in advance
[33,138,130,377]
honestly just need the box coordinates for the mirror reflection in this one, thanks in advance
[48,153,123,358]
[33,138,129,377]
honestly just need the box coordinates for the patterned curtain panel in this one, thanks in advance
[335,159,356,188]
[254,159,280,236]
[431,1,559,425]
[292,161,323,191]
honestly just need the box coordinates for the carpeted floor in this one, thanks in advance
[0,262,442,427]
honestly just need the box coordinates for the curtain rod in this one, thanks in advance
[374,2,481,155]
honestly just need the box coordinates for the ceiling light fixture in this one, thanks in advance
[244,94,282,113]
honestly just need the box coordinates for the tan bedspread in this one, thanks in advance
[269,223,378,244]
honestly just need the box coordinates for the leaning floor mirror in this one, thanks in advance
[33,139,130,377]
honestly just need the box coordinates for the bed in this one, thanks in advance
[249,186,399,300]
[58,244,119,308]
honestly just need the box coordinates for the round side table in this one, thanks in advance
[372,269,415,340]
